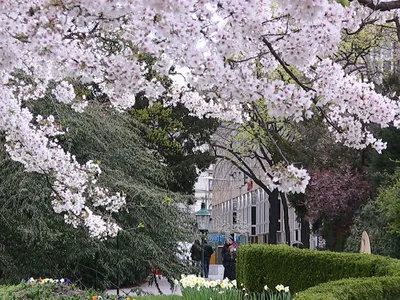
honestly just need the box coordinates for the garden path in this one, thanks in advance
[107,274,222,296]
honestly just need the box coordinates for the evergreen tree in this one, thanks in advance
[345,201,400,258]
[0,98,195,289]
[132,98,219,195]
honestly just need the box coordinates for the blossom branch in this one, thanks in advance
[358,0,400,11]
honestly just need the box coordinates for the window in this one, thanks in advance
[252,192,257,205]
[263,234,268,244]
[249,236,258,243]
[251,207,256,226]
[208,179,213,191]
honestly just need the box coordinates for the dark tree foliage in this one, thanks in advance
[344,70,400,256]
[132,98,220,195]
[304,165,372,250]
[0,99,195,289]
[345,200,400,258]
[369,127,400,176]
[369,73,400,181]
[375,170,400,235]
[305,165,372,221]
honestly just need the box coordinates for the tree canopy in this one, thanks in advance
[132,99,219,195]
[0,98,195,287]
[2,1,400,236]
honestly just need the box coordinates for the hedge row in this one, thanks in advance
[294,276,400,300]
[237,244,400,293]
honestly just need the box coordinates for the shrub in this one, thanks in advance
[137,296,182,300]
[294,276,400,300]
[0,282,100,299]
[237,244,400,293]
[0,282,183,300]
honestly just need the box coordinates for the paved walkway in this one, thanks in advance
[108,277,182,297]
[108,266,224,297]
[108,275,223,296]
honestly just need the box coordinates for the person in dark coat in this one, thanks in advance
[223,245,236,280]
[202,240,214,278]
[190,240,202,273]
[221,239,232,257]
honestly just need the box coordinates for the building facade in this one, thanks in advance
[192,165,214,213]
[210,161,306,246]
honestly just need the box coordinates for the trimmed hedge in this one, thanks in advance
[294,276,400,300]
[237,244,400,293]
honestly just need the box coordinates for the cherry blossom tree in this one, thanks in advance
[2,0,400,237]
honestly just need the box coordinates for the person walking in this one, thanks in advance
[202,240,214,278]
[222,244,236,280]
[190,240,202,274]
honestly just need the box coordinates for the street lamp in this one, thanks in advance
[195,201,211,277]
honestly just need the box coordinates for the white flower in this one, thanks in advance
[0,0,398,240]
[276,284,285,292]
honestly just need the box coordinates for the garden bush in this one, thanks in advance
[294,276,400,300]
[0,282,183,300]
[0,282,100,299]
[137,296,182,300]
[237,244,400,293]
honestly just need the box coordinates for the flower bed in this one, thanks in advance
[0,278,180,300]
[0,275,291,299]
[0,279,94,299]
[176,274,292,300]
[26,277,72,285]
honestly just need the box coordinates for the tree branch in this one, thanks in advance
[358,0,400,11]
[262,37,315,93]
[393,17,400,41]
[262,37,343,133]
[212,144,273,196]
[252,104,290,165]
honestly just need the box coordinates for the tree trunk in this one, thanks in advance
[301,218,310,249]
[280,193,291,246]
[268,189,280,244]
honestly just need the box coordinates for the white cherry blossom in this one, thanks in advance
[0,0,399,236]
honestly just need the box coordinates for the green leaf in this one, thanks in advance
[336,0,350,7]
[164,195,173,203]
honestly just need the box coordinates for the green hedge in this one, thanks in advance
[294,276,400,300]
[237,244,400,293]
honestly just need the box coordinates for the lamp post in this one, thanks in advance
[116,233,120,296]
[195,201,211,278]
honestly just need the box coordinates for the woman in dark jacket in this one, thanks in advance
[222,245,236,280]
[221,239,232,257]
